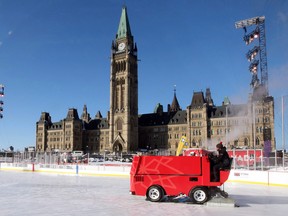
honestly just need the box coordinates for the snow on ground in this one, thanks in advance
[0,171,287,216]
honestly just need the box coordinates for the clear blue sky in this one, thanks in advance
[0,0,287,151]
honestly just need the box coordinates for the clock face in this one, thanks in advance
[118,42,125,51]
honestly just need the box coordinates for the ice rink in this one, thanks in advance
[0,171,288,216]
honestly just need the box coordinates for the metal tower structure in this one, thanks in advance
[0,84,4,119]
[235,16,269,99]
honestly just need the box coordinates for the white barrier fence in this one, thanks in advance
[1,162,288,187]
[228,170,288,187]
[0,163,131,177]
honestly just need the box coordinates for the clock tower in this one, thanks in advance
[109,6,138,153]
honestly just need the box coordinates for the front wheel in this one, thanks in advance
[146,185,164,202]
[189,187,209,204]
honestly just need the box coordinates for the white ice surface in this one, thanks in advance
[0,171,288,216]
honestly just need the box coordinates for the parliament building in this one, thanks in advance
[36,7,275,155]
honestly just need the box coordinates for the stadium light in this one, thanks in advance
[249,60,259,73]
[235,16,269,98]
[246,46,260,62]
[0,84,4,96]
[243,27,260,45]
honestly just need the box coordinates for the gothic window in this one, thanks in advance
[192,139,196,147]
[244,138,249,146]
[256,137,260,146]
[120,61,123,71]
[121,84,125,109]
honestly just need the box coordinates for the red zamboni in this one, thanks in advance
[130,149,232,204]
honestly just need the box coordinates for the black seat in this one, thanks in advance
[220,158,233,171]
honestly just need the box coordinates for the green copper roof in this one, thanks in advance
[223,96,231,105]
[116,7,132,39]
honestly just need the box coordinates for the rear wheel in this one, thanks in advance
[189,187,209,204]
[146,185,164,202]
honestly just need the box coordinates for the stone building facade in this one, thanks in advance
[36,7,275,154]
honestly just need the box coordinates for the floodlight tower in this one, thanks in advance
[235,16,268,99]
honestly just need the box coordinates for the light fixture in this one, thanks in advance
[249,60,259,73]
[243,27,260,45]
[0,84,4,97]
[246,46,260,62]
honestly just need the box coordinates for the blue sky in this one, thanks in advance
[0,0,287,151]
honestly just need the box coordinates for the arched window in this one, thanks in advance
[192,139,196,147]
[244,138,249,146]
[256,137,260,146]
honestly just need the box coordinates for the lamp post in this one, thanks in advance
[282,96,285,168]
[253,102,256,170]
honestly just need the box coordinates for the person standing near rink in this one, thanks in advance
[209,142,231,182]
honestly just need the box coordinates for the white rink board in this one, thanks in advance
[1,163,288,186]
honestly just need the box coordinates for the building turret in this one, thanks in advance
[169,87,181,112]
[81,105,91,123]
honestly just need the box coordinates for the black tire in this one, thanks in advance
[146,185,164,202]
[189,187,209,204]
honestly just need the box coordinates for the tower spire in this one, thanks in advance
[116,6,132,39]
[170,85,181,112]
